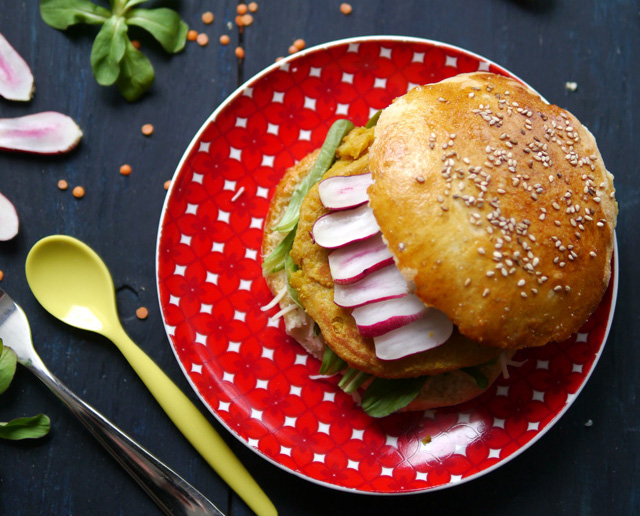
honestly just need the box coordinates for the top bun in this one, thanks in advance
[369,72,617,350]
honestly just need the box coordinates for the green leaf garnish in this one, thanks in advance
[125,8,188,53]
[461,367,490,389]
[284,252,303,308]
[273,119,355,233]
[262,223,297,275]
[365,109,382,129]
[361,377,427,418]
[318,346,347,376]
[0,414,51,440]
[338,368,370,394]
[40,0,187,101]
[0,341,17,395]
[115,36,155,101]
[90,15,128,86]
[40,0,111,29]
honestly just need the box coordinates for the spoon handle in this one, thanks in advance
[28,364,226,516]
[109,327,277,516]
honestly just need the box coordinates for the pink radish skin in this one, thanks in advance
[352,294,428,337]
[0,191,19,241]
[329,233,394,284]
[374,309,454,361]
[312,203,380,249]
[318,172,374,210]
[0,32,35,101]
[0,112,83,154]
[334,264,409,308]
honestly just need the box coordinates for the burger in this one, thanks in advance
[261,72,617,418]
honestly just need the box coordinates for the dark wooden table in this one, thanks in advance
[1,1,638,515]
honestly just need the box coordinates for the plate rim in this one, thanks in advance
[154,35,619,494]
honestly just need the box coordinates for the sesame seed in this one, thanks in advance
[521,292,527,298]
[553,285,562,292]
[590,251,597,257]
[478,247,486,255]
[517,279,526,287]
[482,288,490,298]
[464,278,471,287]
[486,271,495,277]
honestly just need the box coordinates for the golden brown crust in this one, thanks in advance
[369,72,617,350]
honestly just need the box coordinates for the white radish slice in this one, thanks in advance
[312,204,380,249]
[374,309,454,360]
[318,172,374,210]
[0,112,83,154]
[334,264,408,308]
[328,233,394,285]
[0,191,19,241]
[0,32,35,101]
[352,294,428,337]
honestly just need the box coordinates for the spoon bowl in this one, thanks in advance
[25,235,117,333]
[26,235,277,516]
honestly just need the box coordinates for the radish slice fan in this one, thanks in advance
[313,172,452,360]
[312,203,380,248]
[318,172,374,210]
[374,311,454,361]
[334,264,409,308]
[0,191,19,241]
[351,294,427,337]
[328,234,394,285]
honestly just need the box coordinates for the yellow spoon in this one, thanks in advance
[25,235,277,516]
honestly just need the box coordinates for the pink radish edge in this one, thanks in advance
[0,32,35,102]
[312,203,380,249]
[333,264,409,308]
[0,191,19,241]
[351,294,428,337]
[0,112,83,155]
[329,233,394,285]
[318,172,374,210]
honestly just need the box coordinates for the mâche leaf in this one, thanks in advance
[461,366,490,389]
[361,377,427,418]
[0,341,17,395]
[125,8,188,53]
[115,36,154,101]
[318,346,347,376]
[262,224,297,275]
[40,0,187,101]
[40,0,111,29]
[0,414,51,440]
[90,15,128,86]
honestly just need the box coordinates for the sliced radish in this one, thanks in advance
[0,191,19,241]
[374,309,453,360]
[0,32,35,101]
[0,112,83,154]
[329,233,394,284]
[312,203,379,249]
[318,172,374,210]
[334,264,409,308]
[352,294,428,337]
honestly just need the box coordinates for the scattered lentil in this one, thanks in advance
[187,29,198,41]
[57,179,69,190]
[235,46,245,59]
[164,180,171,190]
[131,40,141,49]
[120,164,132,176]
[72,186,85,199]
[242,14,254,26]
[293,39,306,51]
[340,3,353,15]
[196,33,209,46]
[201,11,214,24]
[0,270,4,282]
[248,2,258,12]
[141,123,154,136]
[219,34,230,45]
[237,3,248,14]
[136,306,149,320]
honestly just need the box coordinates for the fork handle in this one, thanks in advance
[29,365,226,516]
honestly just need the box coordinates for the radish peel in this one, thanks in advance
[0,191,19,241]
[0,112,83,155]
[0,32,35,102]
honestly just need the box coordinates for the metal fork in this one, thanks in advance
[0,288,225,516]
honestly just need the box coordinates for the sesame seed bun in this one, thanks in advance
[369,72,617,350]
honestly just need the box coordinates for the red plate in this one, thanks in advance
[156,36,618,493]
